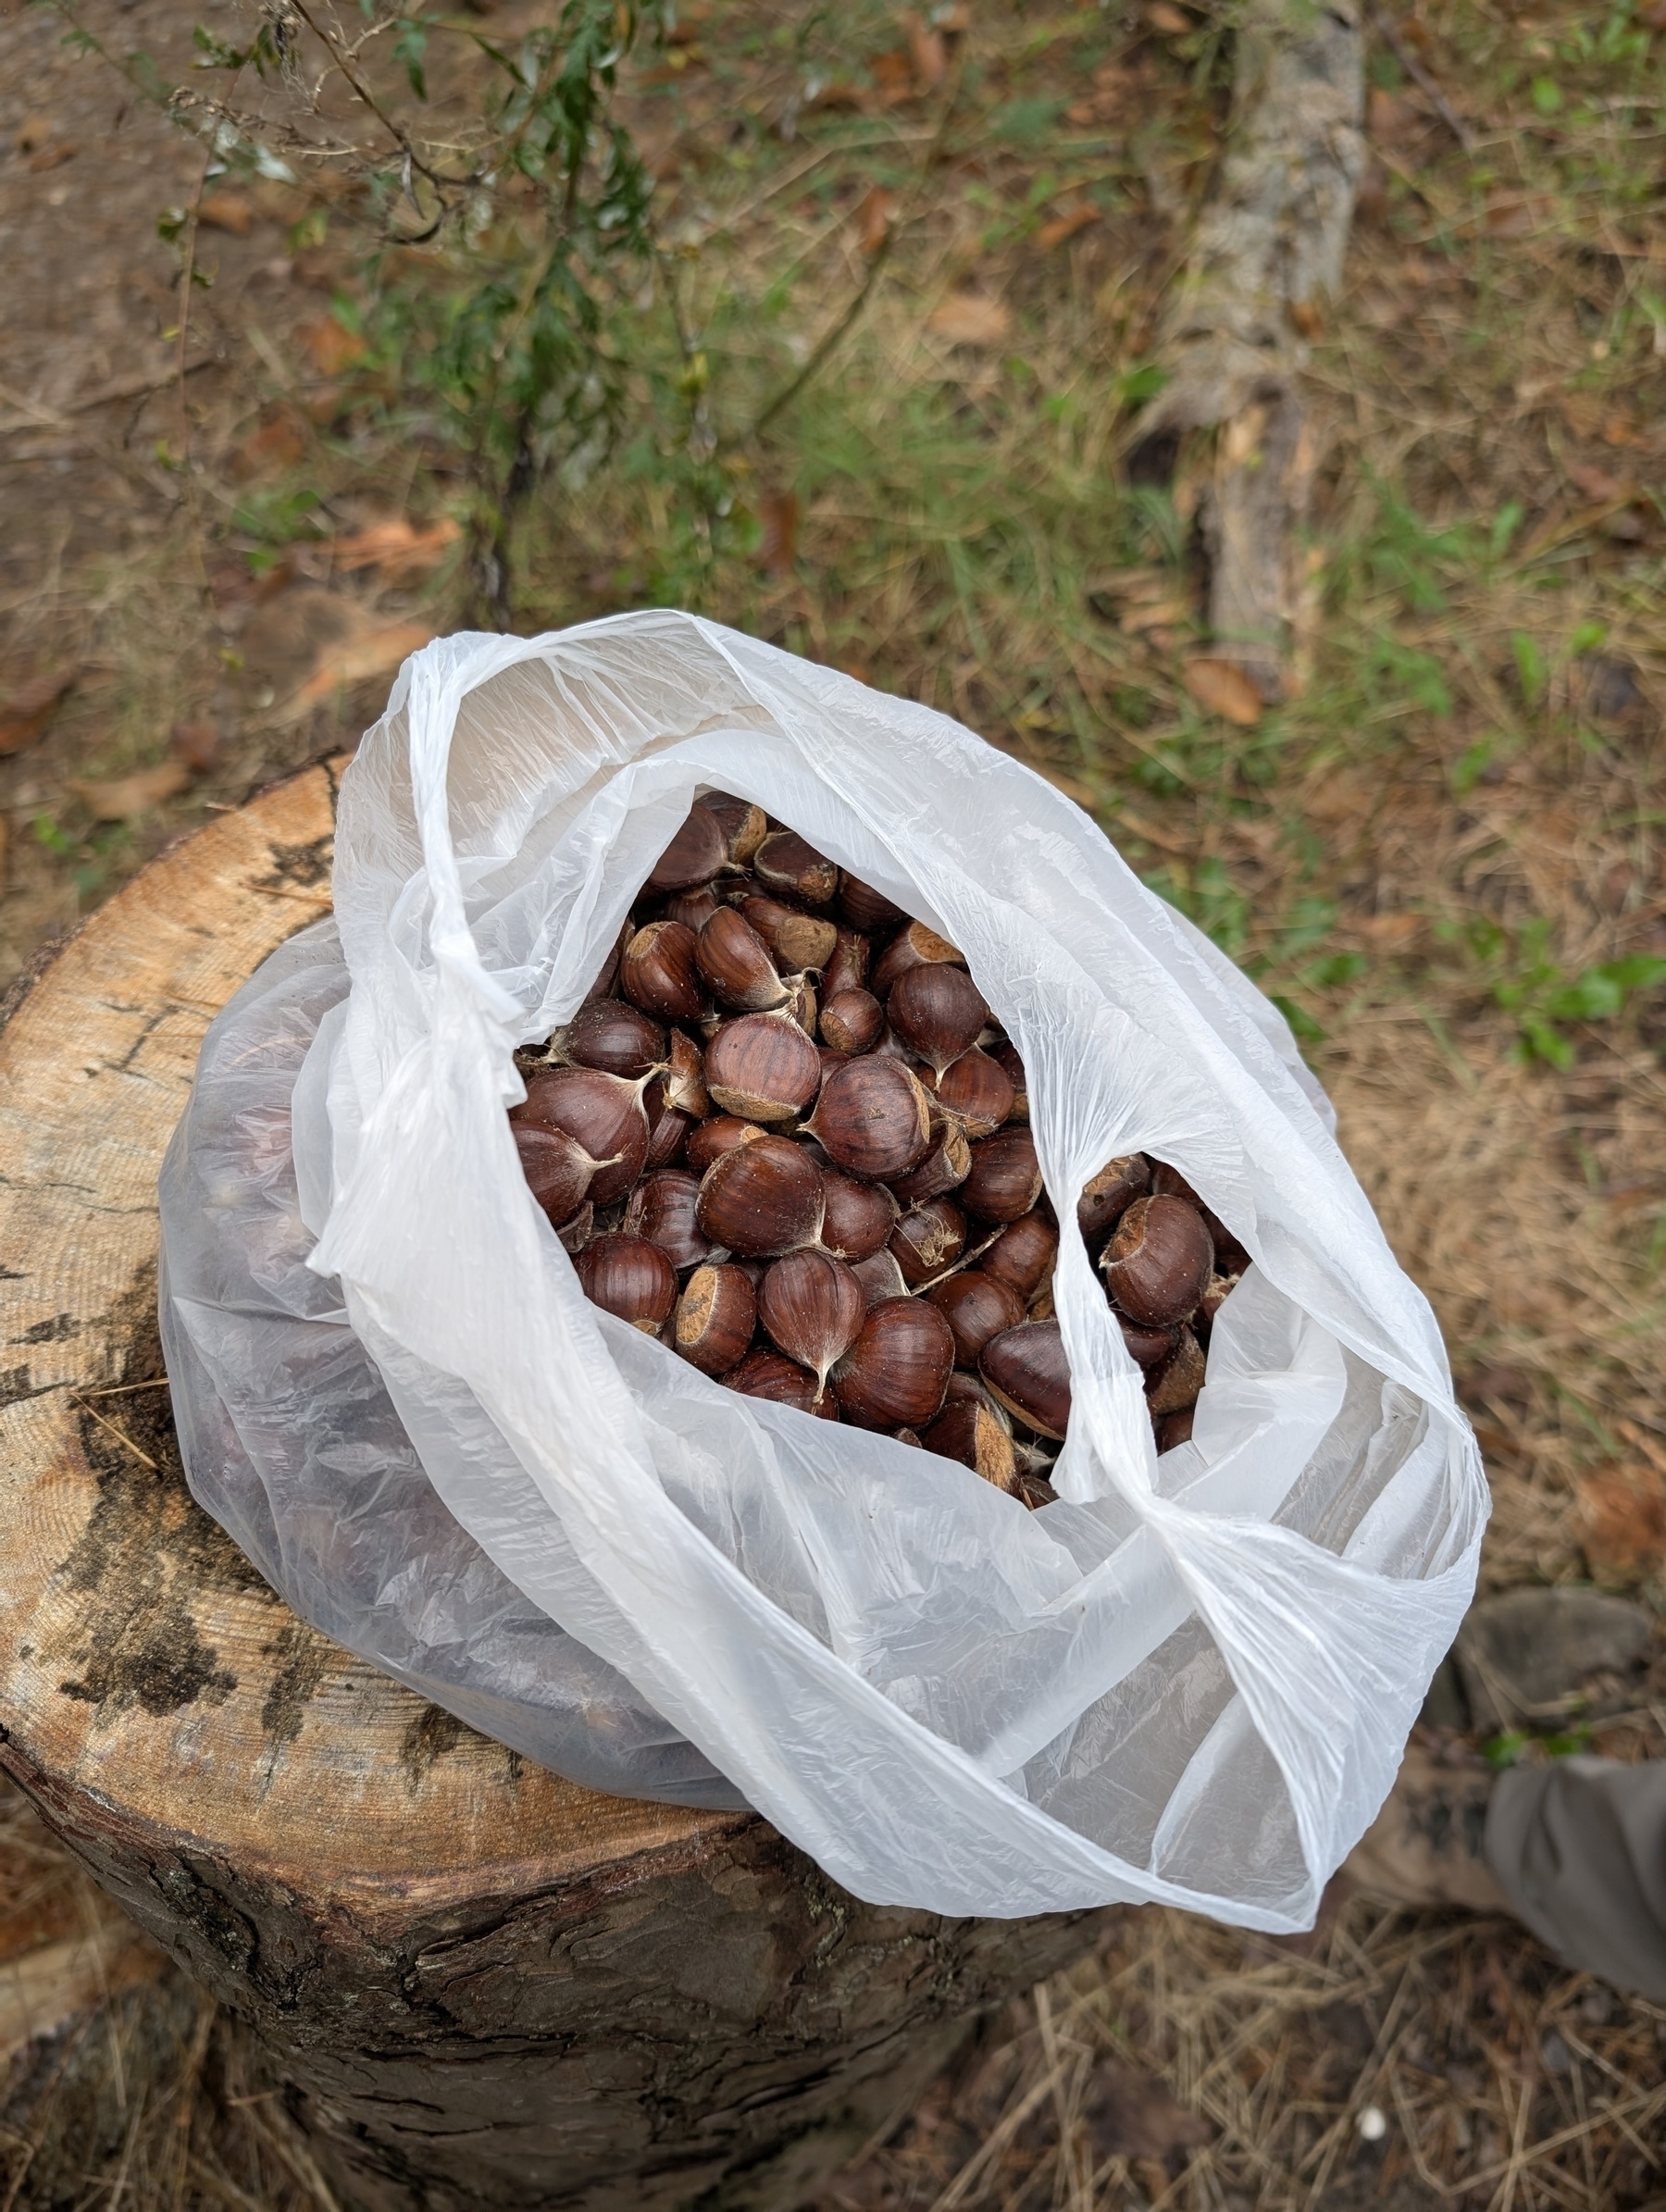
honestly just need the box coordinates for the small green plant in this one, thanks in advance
[1439,913,1666,1068]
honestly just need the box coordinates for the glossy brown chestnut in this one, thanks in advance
[662,1029,710,1119]
[981,1211,1059,1301]
[561,999,666,1079]
[725,1348,839,1419]
[731,892,839,976]
[758,1250,867,1389]
[850,1247,910,1308]
[703,1012,823,1123]
[1077,1152,1151,1243]
[1100,1195,1213,1327]
[871,920,965,997]
[620,920,708,1024]
[698,791,768,868]
[934,1046,1015,1137]
[673,1262,758,1377]
[961,1126,1044,1224]
[662,886,720,933]
[685,1114,766,1174]
[577,1233,678,1335]
[817,1170,899,1262]
[980,1319,1072,1441]
[823,928,872,1000]
[1145,1325,1206,1417]
[1150,1162,1252,1274]
[513,1066,649,1205]
[889,1196,967,1286]
[888,1121,972,1208]
[695,908,789,1013]
[989,1040,1028,1123]
[887,962,988,1076]
[753,829,839,908]
[839,874,907,934]
[624,1169,713,1273]
[803,1055,933,1181]
[926,1271,1026,1369]
[514,1125,602,1227]
[647,804,727,892]
[1116,1312,1175,1370]
[832,1297,955,1431]
[1011,1470,1058,1510]
[695,1133,825,1257]
[1155,1408,1195,1452]
[820,988,885,1056]
[920,1398,1017,1490]
[579,919,630,1008]
[642,1084,691,1170]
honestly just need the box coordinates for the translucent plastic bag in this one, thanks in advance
[160,610,1486,1930]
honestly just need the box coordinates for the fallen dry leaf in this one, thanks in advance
[199,191,253,236]
[27,143,74,174]
[327,516,461,577]
[68,761,193,820]
[291,617,434,713]
[926,293,1012,347]
[901,8,947,90]
[1484,191,1557,240]
[299,314,369,378]
[16,113,55,155]
[169,719,222,773]
[757,491,800,579]
[856,185,895,257]
[1087,2059,1212,2163]
[229,405,309,480]
[1183,657,1264,726]
[870,48,915,104]
[1036,204,1099,252]
[0,670,74,755]
[1366,86,1420,141]
[1289,297,1324,338]
[1145,0,1193,31]
[1580,1467,1666,1577]
[1565,459,1634,503]
[1121,597,1194,635]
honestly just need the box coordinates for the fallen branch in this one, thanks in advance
[1136,0,1364,702]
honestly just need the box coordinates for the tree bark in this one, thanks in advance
[0,765,1110,2211]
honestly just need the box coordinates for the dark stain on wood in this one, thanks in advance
[261,835,335,891]
[401,1703,470,1789]
[259,1619,335,1746]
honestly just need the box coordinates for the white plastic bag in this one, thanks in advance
[163,609,1486,1930]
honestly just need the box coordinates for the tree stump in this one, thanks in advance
[0,764,1110,2212]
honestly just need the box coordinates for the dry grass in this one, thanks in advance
[5,0,1666,2205]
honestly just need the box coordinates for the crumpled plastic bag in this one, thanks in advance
[159,609,1487,1930]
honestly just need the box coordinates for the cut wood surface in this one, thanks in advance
[0,764,1107,2211]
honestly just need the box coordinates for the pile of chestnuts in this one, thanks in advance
[509,795,1246,1509]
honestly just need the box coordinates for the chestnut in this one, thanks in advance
[662,1029,710,1120]
[1145,1325,1206,1417]
[624,1169,714,1272]
[620,920,708,1024]
[514,1066,649,1206]
[580,919,631,1008]
[642,1083,692,1170]
[989,1040,1027,1123]
[823,927,872,1000]
[887,963,988,1076]
[647,803,727,892]
[934,1046,1015,1137]
[696,908,789,1013]
[699,791,768,868]
[556,1203,594,1255]
[926,1271,1026,1369]
[817,1170,899,1261]
[695,1133,825,1257]
[560,999,667,1079]
[832,1296,955,1431]
[920,1397,1017,1491]
[726,1347,839,1419]
[1100,1195,1213,1327]
[515,1125,603,1228]
[981,1211,1058,1301]
[1116,1312,1175,1370]
[888,1121,971,1208]
[889,1196,967,1287]
[673,1261,757,1376]
[803,1056,933,1181]
[732,892,839,976]
[821,988,886,1056]
[577,1233,678,1335]
[1011,1469,1058,1510]
[980,1320,1071,1441]
[871,920,965,997]
[758,1250,866,1390]
[1077,1153,1151,1244]
[662,886,721,933]
[839,874,907,934]
[851,1248,909,1308]
[961,1126,1044,1224]
[753,829,839,908]
[685,1114,765,1174]
[1156,1408,1195,1452]
[1150,1161,1252,1274]
[704,1012,823,1123]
